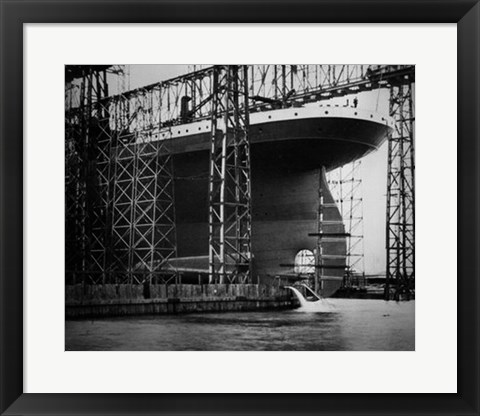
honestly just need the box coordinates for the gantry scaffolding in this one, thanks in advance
[65,65,415,293]
[315,168,326,294]
[328,160,365,288]
[208,66,252,284]
[108,87,177,285]
[385,77,415,300]
[65,66,110,284]
[65,65,178,285]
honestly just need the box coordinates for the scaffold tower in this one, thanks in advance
[315,168,326,294]
[328,160,366,287]
[65,66,178,285]
[208,65,252,284]
[385,78,415,299]
[65,65,415,296]
[108,85,178,285]
[65,66,110,284]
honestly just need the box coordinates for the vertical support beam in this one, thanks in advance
[315,168,326,294]
[80,69,93,284]
[344,160,365,287]
[66,67,109,285]
[87,70,113,285]
[110,128,136,284]
[89,71,113,285]
[208,65,252,284]
[328,160,365,288]
[313,167,348,296]
[110,87,177,285]
[385,79,415,300]
[65,106,84,285]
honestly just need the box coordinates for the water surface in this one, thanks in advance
[65,299,414,351]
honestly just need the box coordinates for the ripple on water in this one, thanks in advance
[65,299,414,351]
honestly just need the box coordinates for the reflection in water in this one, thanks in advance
[65,299,414,351]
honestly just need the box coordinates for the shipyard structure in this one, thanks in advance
[65,65,415,317]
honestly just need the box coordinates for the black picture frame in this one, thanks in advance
[1,1,478,415]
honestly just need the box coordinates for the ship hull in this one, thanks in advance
[169,107,391,297]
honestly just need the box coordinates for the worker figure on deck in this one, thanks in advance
[353,97,358,108]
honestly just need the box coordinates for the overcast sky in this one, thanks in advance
[115,65,392,274]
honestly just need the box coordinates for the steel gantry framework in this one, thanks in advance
[328,160,366,287]
[208,66,252,284]
[66,66,178,285]
[65,64,415,293]
[108,89,178,285]
[315,168,326,294]
[385,78,415,299]
[65,66,110,284]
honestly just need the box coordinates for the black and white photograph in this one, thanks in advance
[64,64,415,351]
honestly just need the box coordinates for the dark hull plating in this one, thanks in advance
[169,116,389,297]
